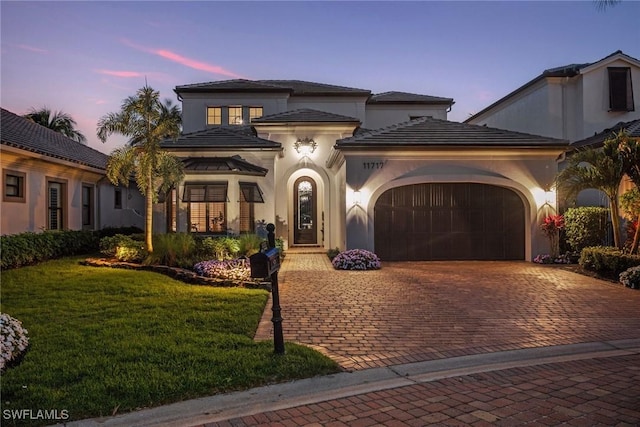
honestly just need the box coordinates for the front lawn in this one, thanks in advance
[1,256,339,426]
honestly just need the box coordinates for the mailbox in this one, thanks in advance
[249,248,280,278]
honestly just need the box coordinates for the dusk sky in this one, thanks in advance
[2,1,639,154]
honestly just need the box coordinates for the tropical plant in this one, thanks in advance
[556,137,625,248]
[23,106,87,143]
[97,86,184,253]
[620,187,640,253]
[617,131,640,253]
[563,207,609,252]
[540,214,564,258]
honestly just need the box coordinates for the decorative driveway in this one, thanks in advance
[255,254,640,371]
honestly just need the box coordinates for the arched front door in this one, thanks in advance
[294,176,317,244]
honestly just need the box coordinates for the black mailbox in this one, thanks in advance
[249,248,280,278]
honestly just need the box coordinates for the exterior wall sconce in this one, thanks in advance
[353,190,362,206]
[294,137,317,156]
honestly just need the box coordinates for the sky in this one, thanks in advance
[2,1,639,154]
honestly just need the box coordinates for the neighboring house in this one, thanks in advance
[159,79,567,261]
[1,108,144,235]
[465,50,640,143]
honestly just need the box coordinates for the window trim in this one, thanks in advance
[228,106,243,125]
[608,67,635,112]
[183,182,228,202]
[3,169,26,203]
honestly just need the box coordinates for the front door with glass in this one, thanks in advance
[293,176,317,244]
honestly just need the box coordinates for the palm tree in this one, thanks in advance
[97,86,184,253]
[556,137,626,248]
[23,107,87,143]
[617,130,640,252]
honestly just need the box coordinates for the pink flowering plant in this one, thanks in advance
[1,313,29,372]
[193,258,251,281]
[331,249,381,270]
[540,214,564,258]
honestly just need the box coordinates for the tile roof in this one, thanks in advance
[571,119,640,149]
[252,108,360,124]
[182,155,268,176]
[336,117,568,148]
[368,91,454,105]
[465,50,640,123]
[1,108,108,170]
[175,79,371,97]
[160,125,281,149]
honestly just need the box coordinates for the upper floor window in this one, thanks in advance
[207,107,222,125]
[249,107,264,122]
[608,67,635,112]
[228,106,243,125]
[3,169,25,203]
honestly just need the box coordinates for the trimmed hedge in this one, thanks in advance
[1,230,99,270]
[579,246,640,278]
[564,207,609,252]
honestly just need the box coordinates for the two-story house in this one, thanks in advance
[159,79,567,261]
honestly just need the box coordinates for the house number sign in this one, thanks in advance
[363,161,386,170]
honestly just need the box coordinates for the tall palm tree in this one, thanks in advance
[556,137,625,248]
[97,86,184,253]
[23,107,87,143]
[617,130,640,252]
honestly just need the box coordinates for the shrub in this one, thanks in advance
[1,313,29,372]
[327,248,340,260]
[99,234,146,262]
[146,233,196,268]
[1,230,99,270]
[97,226,143,238]
[579,246,640,277]
[238,234,264,257]
[564,207,609,252]
[619,266,640,289]
[332,249,381,270]
[193,258,251,281]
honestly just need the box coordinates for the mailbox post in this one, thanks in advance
[249,223,285,354]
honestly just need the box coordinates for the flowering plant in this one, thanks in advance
[533,254,554,264]
[619,266,640,289]
[1,313,29,371]
[193,258,251,281]
[541,214,564,258]
[332,249,381,270]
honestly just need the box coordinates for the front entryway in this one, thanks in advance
[374,183,525,261]
[293,176,317,244]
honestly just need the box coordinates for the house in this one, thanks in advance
[159,79,567,261]
[0,108,144,235]
[465,50,640,210]
[465,50,640,143]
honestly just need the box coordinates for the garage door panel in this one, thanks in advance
[374,183,524,261]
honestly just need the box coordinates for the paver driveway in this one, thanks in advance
[255,255,640,371]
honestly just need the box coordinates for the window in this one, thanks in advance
[239,182,265,233]
[249,107,263,122]
[228,106,243,125]
[47,179,67,230]
[3,170,25,203]
[183,183,228,233]
[114,188,122,209]
[207,107,222,125]
[608,67,635,112]
[82,184,94,229]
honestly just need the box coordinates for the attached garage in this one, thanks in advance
[374,183,525,261]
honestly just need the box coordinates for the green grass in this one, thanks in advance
[1,256,339,426]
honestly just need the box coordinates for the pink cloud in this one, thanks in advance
[17,44,47,54]
[96,69,145,78]
[121,38,244,79]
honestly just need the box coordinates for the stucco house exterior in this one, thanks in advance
[1,108,144,235]
[159,79,567,261]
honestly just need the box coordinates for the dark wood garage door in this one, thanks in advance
[374,183,525,261]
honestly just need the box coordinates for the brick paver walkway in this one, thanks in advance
[255,255,640,371]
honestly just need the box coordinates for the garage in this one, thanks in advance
[374,183,525,261]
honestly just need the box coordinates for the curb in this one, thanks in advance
[58,338,640,427]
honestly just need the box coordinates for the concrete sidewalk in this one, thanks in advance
[63,339,640,427]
